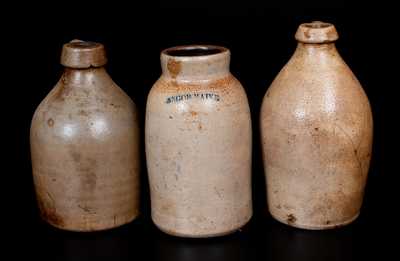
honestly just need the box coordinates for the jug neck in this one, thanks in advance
[60,40,110,86]
[61,67,109,86]
[293,21,340,59]
[295,42,338,55]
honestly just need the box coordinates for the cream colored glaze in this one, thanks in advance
[261,22,373,229]
[30,41,140,231]
[146,45,252,237]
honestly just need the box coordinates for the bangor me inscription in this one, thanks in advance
[165,93,220,104]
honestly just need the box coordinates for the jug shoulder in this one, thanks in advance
[31,80,137,144]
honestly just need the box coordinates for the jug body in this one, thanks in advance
[30,41,140,231]
[261,22,373,229]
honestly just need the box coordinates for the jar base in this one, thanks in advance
[153,215,252,238]
[270,211,360,230]
[42,211,140,232]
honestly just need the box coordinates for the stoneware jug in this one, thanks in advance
[260,22,373,229]
[30,40,140,231]
[146,45,252,237]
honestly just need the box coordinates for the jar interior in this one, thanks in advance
[165,46,223,57]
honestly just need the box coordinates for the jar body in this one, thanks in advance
[146,73,252,237]
[261,44,373,229]
[30,68,140,231]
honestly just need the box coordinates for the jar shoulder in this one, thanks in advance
[147,74,249,113]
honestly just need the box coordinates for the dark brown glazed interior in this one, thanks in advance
[164,46,226,57]
[303,22,331,29]
[67,41,100,49]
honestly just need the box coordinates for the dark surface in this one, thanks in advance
[5,4,393,260]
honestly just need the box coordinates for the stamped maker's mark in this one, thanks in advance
[165,93,220,104]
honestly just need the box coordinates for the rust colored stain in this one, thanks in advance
[156,75,235,93]
[78,204,96,214]
[161,201,176,216]
[304,29,311,39]
[208,76,235,90]
[198,123,203,130]
[78,110,89,117]
[52,85,65,101]
[327,29,337,41]
[37,198,64,227]
[71,151,81,162]
[109,103,121,108]
[47,118,54,127]
[53,76,72,102]
[287,214,297,223]
[167,59,181,78]
[82,171,97,190]
[190,111,198,117]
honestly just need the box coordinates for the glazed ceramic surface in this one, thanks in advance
[261,22,373,229]
[146,45,252,237]
[30,40,140,231]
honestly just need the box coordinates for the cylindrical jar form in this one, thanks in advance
[261,22,373,229]
[146,45,252,237]
[30,40,140,231]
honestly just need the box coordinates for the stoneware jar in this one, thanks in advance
[146,45,252,237]
[30,40,140,231]
[260,22,373,229]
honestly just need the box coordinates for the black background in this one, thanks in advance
[5,4,394,260]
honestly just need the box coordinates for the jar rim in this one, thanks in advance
[161,45,229,59]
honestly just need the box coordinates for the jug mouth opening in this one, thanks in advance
[163,45,228,58]
[67,41,101,49]
[303,21,331,29]
[295,21,339,44]
[61,40,107,68]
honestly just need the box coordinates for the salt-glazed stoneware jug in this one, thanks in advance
[30,40,140,231]
[260,22,373,230]
[146,45,252,237]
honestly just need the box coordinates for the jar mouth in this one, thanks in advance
[162,45,229,58]
[160,45,230,79]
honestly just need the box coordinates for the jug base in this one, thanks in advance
[270,212,360,230]
[42,211,140,232]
